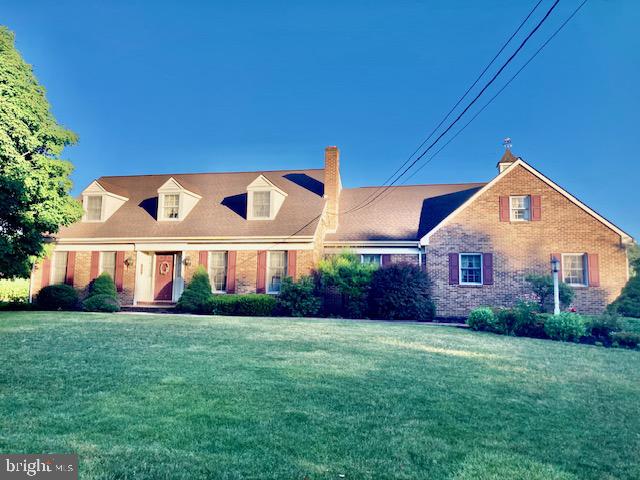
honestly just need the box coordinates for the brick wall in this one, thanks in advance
[427,164,628,318]
[235,250,258,294]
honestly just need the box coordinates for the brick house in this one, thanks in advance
[30,146,633,317]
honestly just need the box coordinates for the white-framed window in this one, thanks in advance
[460,253,482,285]
[562,253,588,286]
[267,251,287,293]
[52,252,68,285]
[361,254,382,266]
[509,195,530,221]
[100,252,116,279]
[209,252,228,293]
[252,191,271,218]
[85,195,103,221]
[162,194,180,219]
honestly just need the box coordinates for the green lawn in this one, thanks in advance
[1,313,639,480]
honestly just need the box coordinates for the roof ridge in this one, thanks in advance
[344,182,486,190]
[99,167,324,180]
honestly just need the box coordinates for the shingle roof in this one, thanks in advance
[57,169,326,240]
[325,183,485,242]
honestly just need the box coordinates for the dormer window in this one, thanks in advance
[81,180,128,223]
[86,195,103,221]
[156,177,201,221]
[253,191,271,218]
[162,194,180,219]
[247,175,287,220]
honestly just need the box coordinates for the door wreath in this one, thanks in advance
[159,261,171,275]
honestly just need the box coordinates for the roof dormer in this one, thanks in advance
[157,177,202,221]
[247,175,287,220]
[81,180,129,222]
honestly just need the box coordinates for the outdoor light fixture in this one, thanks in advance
[124,256,134,268]
[550,255,560,315]
[183,256,192,267]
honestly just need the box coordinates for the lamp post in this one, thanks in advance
[551,256,560,315]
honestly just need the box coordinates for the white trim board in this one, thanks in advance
[420,158,633,246]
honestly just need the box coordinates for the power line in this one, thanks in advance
[396,0,589,188]
[343,0,560,215]
[352,0,544,210]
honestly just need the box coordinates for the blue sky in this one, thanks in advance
[5,0,639,238]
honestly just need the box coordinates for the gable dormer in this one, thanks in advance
[157,177,202,221]
[82,180,129,222]
[247,175,287,220]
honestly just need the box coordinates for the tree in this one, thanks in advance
[628,243,640,276]
[525,274,575,313]
[0,27,83,278]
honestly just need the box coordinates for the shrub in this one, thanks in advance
[512,301,546,338]
[276,276,321,317]
[493,308,518,335]
[82,294,120,312]
[315,253,376,318]
[586,313,621,343]
[610,332,640,349]
[209,294,276,316]
[608,274,640,318]
[368,263,435,321]
[467,307,495,331]
[90,273,117,298]
[0,278,29,302]
[35,284,79,311]
[525,274,575,313]
[543,313,587,342]
[176,267,213,314]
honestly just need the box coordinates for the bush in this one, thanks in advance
[512,301,546,338]
[276,276,321,317]
[176,267,213,314]
[82,293,120,312]
[467,307,495,331]
[543,313,587,342]
[368,263,435,321]
[525,274,575,313]
[90,273,118,298]
[209,294,276,316]
[35,284,79,311]
[586,313,621,343]
[314,253,376,318]
[608,274,640,318]
[610,331,640,349]
[0,278,29,302]
[493,308,518,335]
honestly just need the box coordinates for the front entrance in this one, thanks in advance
[154,254,175,301]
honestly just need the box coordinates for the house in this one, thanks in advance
[30,146,633,317]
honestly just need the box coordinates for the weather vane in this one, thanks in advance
[502,137,512,149]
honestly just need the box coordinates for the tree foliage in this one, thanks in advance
[176,267,213,314]
[525,274,575,313]
[0,27,82,278]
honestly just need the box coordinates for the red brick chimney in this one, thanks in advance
[324,146,341,232]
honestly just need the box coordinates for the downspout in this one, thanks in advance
[28,257,36,304]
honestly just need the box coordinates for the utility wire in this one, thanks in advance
[342,0,560,215]
[352,0,544,209]
[393,0,589,190]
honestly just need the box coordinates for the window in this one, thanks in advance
[162,194,180,219]
[460,253,482,285]
[361,254,382,266]
[510,195,530,221]
[209,252,228,292]
[267,251,287,293]
[100,252,116,279]
[86,195,103,221]
[52,252,68,285]
[562,254,587,286]
[253,191,271,218]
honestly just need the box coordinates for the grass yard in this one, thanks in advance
[1,313,639,480]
